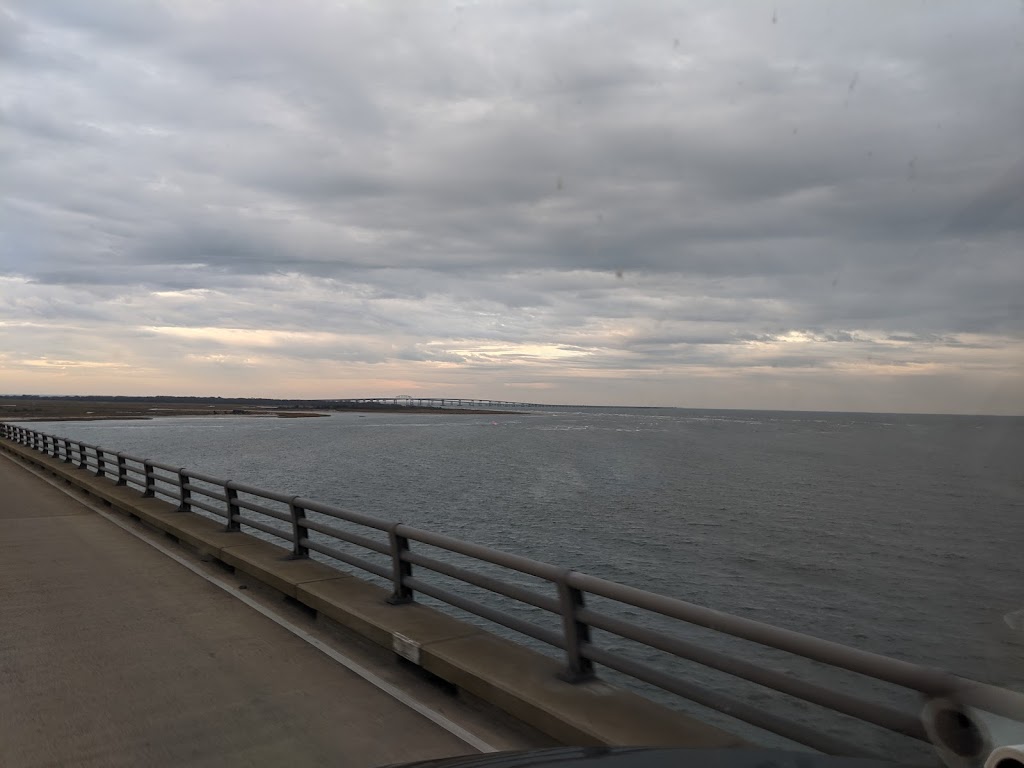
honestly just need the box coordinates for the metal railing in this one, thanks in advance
[2,422,1021,759]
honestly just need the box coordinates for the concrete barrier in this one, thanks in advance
[1,437,745,749]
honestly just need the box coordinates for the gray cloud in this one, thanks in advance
[0,0,1021,412]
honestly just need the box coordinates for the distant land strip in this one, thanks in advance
[0,395,515,421]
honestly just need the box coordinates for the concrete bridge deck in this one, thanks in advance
[0,454,531,767]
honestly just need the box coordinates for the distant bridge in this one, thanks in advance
[331,397,558,409]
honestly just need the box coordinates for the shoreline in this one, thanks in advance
[0,397,515,422]
[6,410,514,422]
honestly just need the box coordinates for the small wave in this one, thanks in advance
[355,422,441,428]
[1004,608,1024,632]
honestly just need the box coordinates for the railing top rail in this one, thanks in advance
[227,480,294,505]
[297,497,393,531]
[397,523,563,582]
[569,572,955,692]
[567,572,1024,717]
[181,468,223,485]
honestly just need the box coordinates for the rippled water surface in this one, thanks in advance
[18,408,1024,756]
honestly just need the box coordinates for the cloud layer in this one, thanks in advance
[2,1,1022,412]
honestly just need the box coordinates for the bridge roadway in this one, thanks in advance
[0,454,541,767]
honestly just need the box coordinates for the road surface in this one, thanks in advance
[0,453,494,768]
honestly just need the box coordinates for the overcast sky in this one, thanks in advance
[1,1,1022,413]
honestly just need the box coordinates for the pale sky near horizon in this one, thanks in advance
[1,1,1022,414]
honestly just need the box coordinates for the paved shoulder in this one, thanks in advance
[0,455,475,768]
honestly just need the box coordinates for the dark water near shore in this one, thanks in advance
[18,408,1024,758]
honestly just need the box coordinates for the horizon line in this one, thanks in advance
[2,393,1022,419]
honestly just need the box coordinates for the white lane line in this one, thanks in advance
[4,452,499,754]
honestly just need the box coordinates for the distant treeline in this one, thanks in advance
[1,395,436,411]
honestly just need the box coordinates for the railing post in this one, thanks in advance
[177,468,191,512]
[224,481,240,532]
[386,523,414,604]
[94,447,106,478]
[48,435,59,459]
[288,496,309,558]
[63,439,73,464]
[77,443,88,470]
[142,460,155,497]
[115,452,128,486]
[556,570,596,683]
